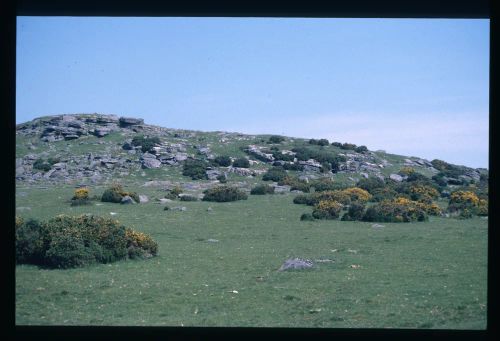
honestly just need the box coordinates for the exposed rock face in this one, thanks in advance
[119,117,144,127]
[141,156,161,169]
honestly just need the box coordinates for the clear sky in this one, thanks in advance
[16,17,489,168]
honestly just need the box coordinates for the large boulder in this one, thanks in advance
[389,173,404,182]
[121,195,136,204]
[119,117,144,127]
[141,152,159,167]
[93,127,111,137]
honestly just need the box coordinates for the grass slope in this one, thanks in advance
[16,187,487,328]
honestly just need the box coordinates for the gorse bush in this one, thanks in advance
[447,190,487,217]
[182,159,208,180]
[399,166,415,176]
[202,186,248,202]
[362,197,428,223]
[312,200,343,220]
[15,214,158,268]
[250,184,275,195]
[232,158,250,168]
[101,184,139,204]
[71,187,92,206]
[342,187,372,203]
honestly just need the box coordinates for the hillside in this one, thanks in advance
[15,113,487,194]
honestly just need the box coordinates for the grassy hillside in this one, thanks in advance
[15,187,487,328]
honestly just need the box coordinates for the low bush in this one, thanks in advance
[232,158,250,168]
[398,166,415,176]
[370,187,399,202]
[447,190,487,217]
[340,143,357,150]
[282,162,304,171]
[278,176,311,192]
[180,195,198,201]
[101,184,139,203]
[355,145,368,153]
[125,229,158,259]
[342,202,366,221]
[33,158,51,172]
[342,187,372,203]
[132,135,161,153]
[362,197,428,223]
[272,152,295,162]
[217,174,228,183]
[15,214,158,268]
[312,200,343,220]
[182,159,208,180]
[357,177,385,193]
[71,187,91,206]
[250,184,275,195]
[268,135,285,144]
[262,167,287,182]
[214,155,232,167]
[300,213,315,221]
[202,186,248,202]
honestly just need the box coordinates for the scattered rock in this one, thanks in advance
[207,239,219,243]
[121,195,137,204]
[171,206,187,211]
[278,258,314,271]
[371,224,385,228]
[138,195,149,203]
[389,173,403,182]
[119,117,144,127]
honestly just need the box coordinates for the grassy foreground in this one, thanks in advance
[15,186,487,328]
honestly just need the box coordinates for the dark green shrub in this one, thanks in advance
[71,198,92,206]
[278,176,311,192]
[131,135,160,152]
[300,213,314,221]
[233,158,250,168]
[345,202,366,220]
[44,234,98,268]
[163,206,170,211]
[309,139,318,145]
[272,152,295,162]
[101,188,123,203]
[320,162,332,173]
[217,174,228,183]
[357,177,385,193]
[262,167,287,182]
[250,184,275,195]
[331,142,343,148]
[33,158,51,172]
[202,186,248,202]
[101,184,139,204]
[15,219,45,265]
[341,143,357,150]
[182,159,208,180]
[317,139,330,146]
[282,163,304,171]
[293,194,311,205]
[355,145,368,153]
[214,155,232,167]
[180,195,198,201]
[371,187,398,202]
[47,157,61,165]
[269,135,285,144]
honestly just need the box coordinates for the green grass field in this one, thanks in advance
[15,186,487,328]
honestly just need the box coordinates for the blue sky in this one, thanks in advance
[16,17,489,168]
